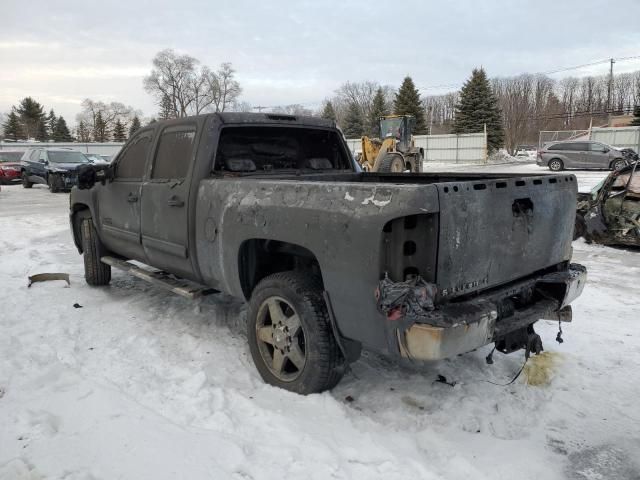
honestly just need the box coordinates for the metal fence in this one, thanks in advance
[345,131,488,164]
[539,126,640,150]
[590,126,640,150]
[0,142,124,156]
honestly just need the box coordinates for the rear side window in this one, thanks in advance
[151,126,196,179]
[589,143,607,152]
[116,133,151,178]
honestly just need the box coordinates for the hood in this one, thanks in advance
[0,162,21,169]
[46,162,86,172]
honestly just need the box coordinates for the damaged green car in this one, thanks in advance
[575,161,640,247]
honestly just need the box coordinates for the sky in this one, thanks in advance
[1,0,640,125]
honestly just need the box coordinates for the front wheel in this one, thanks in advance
[22,172,33,188]
[378,154,406,173]
[48,174,60,193]
[247,271,344,394]
[612,159,626,171]
[548,159,564,171]
[80,217,111,286]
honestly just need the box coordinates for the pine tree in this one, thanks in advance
[77,120,91,142]
[368,87,388,137]
[453,68,504,152]
[320,101,337,122]
[47,109,57,138]
[53,117,72,142]
[112,119,127,142]
[630,105,640,127]
[16,97,46,140]
[394,77,427,134]
[158,95,174,120]
[128,115,141,138]
[341,102,364,138]
[2,111,23,141]
[93,111,109,142]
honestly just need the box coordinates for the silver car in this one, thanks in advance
[537,140,626,171]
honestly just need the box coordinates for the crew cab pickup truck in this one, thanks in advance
[70,113,586,394]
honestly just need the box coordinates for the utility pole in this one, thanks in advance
[607,57,615,125]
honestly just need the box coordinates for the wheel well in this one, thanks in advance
[238,239,323,300]
[548,157,563,165]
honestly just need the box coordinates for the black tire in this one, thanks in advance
[548,158,564,171]
[378,154,406,173]
[22,172,33,189]
[80,218,111,286]
[247,271,344,394]
[611,158,626,171]
[48,174,60,193]
[573,214,587,240]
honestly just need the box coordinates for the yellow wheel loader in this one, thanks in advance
[359,115,424,173]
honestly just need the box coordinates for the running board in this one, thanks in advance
[100,256,217,300]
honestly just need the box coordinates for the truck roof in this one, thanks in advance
[154,112,336,129]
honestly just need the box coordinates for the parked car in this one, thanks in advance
[575,161,640,247]
[537,140,626,171]
[21,147,91,192]
[70,112,586,394]
[0,150,24,184]
[514,145,537,159]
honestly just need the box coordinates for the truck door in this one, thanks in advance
[96,129,153,262]
[141,123,197,278]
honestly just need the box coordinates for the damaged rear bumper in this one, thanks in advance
[396,264,586,361]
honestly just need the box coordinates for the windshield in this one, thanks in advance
[0,152,23,162]
[48,151,90,164]
[379,118,403,139]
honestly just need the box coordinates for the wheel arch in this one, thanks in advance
[238,239,324,301]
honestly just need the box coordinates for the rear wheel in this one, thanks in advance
[548,159,564,171]
[22,172,33,189]
[247,271,344,394]
[611,158,626,171]
[80,217,111,286]
[378,154,405,173]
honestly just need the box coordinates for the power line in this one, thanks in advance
[418,54,640,92]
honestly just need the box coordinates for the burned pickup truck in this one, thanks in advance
[70,113,586,394]
[575,161,640,247]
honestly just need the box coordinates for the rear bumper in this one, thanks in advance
[398,264,586,361]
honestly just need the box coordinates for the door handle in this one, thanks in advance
[167,195,184,207]
[127,193,138,203]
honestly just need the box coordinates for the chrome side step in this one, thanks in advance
[100,256,217,300]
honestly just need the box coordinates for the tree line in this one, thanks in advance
[4,46,640,154]
[321,70,504,151]
[427,70,640,152]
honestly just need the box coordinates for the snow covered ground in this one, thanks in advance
[1,180,639,480]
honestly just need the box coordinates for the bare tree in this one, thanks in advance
[209,63,242,112]
[144,49,199,117]
[144,51,242,117]
[75,99,139,142]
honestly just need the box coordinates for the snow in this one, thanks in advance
[1,183,640,480]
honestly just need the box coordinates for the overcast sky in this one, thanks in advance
[2,0,640,124]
